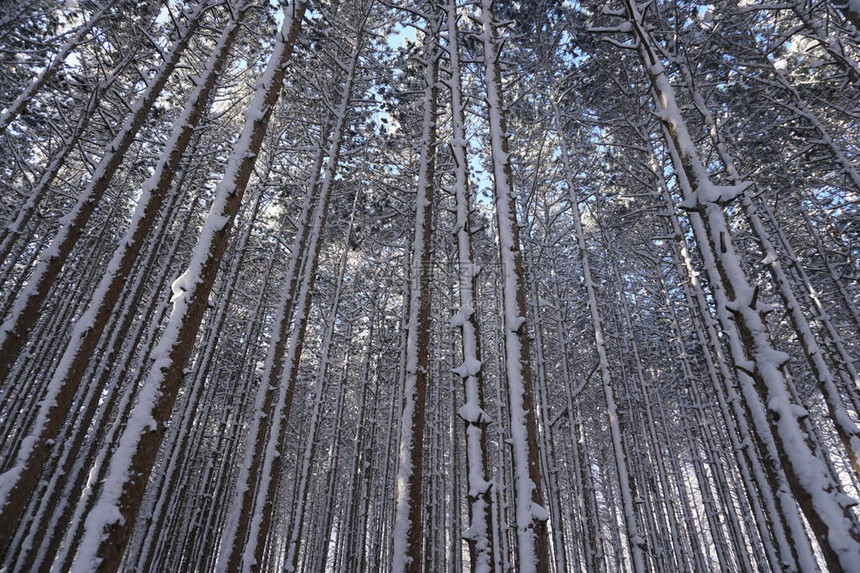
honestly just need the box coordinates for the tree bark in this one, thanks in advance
[64,3,306,570]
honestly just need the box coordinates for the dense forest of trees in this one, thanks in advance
[0,0,858,571]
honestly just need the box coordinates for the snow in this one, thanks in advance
[458,403,491,425]
[0,436,33,509]
[0,0,211,369]
[634,0,860,562]
[448,303,474,328]
[551,92,647,570]
[0,2,237,547]
[0,2,104,131]
[69,2,304,570]
[479,1,547,570]
[70,385,158,573]
[530,502,549,521]
[453,356,483,378]
[391,19,438,571]
[2,0,858,569]
[442,0,495,568]
[216,166,316,571]
[678,181,751,209]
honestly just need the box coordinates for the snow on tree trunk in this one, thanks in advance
[0,4,247,546]
[284,189,358,573]
[674,51,860,479]
[215,114,330,572]
[651,166,783,571]
[0,0,117,134]
[64,3,306,571]
[618,0,860,568]
[550,100,647,573]
[391,12,439,573]
[217,14,365,570]
[0,1,209,386]
[787,0,860,85]
[0,76,111,269]
[443,0,494,570]
[478,2,550,571]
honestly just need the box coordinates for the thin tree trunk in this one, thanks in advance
[229,17,367,569]
[283,188,359,573]
[215,111,332,572]
[0,7,246,545]
[0,0,118,134]
[443,0,494,568]
[392,11,439,571]
[619,1,860,565]
[0,1,209,386]
[64,4,306,570]
[479,2,550,570]
[551,101,646,572]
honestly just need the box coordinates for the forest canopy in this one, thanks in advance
[0,0,859,571]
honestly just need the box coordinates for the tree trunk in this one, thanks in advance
[64,3,306,570]
[391,10,439,572]
[479,2,550,570]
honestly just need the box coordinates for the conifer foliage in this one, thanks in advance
[0,0,858,571]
